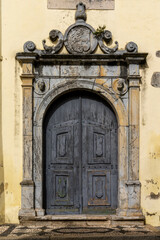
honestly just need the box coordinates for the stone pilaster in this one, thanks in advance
[127,63,142,216]
[19,62,36,217]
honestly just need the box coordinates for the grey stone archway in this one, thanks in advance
[16,2,147,224]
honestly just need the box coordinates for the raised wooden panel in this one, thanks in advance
[88,171,111,206]
[88,126,111,164]
[94,132,105,158]
[49,171,74,206]
[52,126,74,164]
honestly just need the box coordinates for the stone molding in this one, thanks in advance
[16,54,147,222]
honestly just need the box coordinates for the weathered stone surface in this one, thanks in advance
[33,126,43,210]
[94,78,106,85]
[118,126,128,210]
[23,136,33,180]
[41,65,59,76]
[23,88,32,136]
[129,64,139,76]
[33,127,42,183]
[121,97,128,111]
[128,78,140,88]
[118,126,128,180]
[33,97,42,114]
[47,0,115,10]
[22,63,33,75]
[99,65,121,77]
[129,125,139,181]
[129,87,139,126]
[61,65,99,77]
[127,182,141,209]
[151,72,160,87]
[21,185,34,209]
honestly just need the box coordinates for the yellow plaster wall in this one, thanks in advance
[0,0,5,224]
[1,0,160,225]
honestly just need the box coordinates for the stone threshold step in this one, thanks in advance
[0,235,160,240]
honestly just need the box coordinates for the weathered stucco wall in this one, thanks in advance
[1,0,160,225]
[0,0,4,224]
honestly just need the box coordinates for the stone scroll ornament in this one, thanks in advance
[23,2,138,55]
[23,30,64,55]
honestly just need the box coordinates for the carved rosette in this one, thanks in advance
[112,78,128,95]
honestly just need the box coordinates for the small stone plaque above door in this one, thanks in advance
[47,0,115,10]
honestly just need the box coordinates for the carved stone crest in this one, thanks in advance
[64,2,98,54]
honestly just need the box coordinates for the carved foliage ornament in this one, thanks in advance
[23,2,138,55]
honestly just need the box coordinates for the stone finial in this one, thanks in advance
[75,2,87,22]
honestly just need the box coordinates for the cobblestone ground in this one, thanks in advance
[0,224,159,240]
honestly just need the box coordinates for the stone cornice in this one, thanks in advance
[16,52,148,65]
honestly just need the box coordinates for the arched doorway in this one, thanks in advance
[43,91,118,215]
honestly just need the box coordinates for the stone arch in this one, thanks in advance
[34,80,128,127]
[33,80,128,214]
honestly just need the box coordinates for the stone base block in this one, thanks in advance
[19,209,36,219]
[36,208,45,216]
[116,208,144,217]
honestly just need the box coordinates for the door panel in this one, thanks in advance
[44,94,81,214]
[81,95,118,213]
[52,126,74,164]
[87,170,111,206]
[44,91,118,214]
[49,170,74,206]
[87,126,111,164]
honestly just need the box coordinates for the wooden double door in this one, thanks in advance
[44,91,118,215]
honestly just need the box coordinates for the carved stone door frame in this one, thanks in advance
[16,2,147,223]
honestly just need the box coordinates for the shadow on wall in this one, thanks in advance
[0,0,5,224]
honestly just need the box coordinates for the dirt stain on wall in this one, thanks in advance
[150,192,160,200]
[0,183,4,195]
[146,212,157,216]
